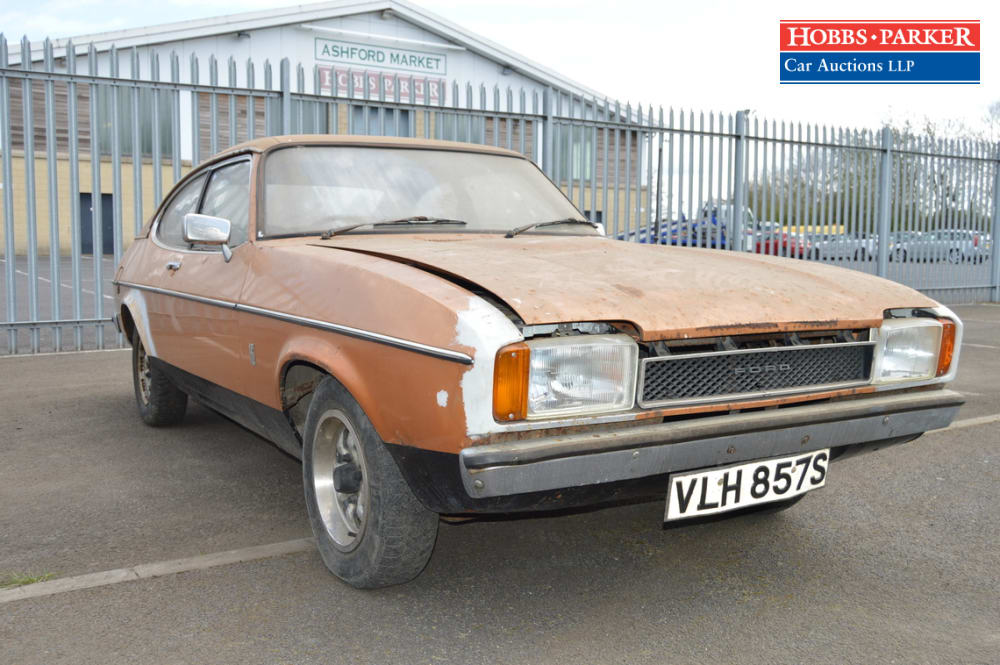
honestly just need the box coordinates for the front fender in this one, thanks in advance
[264,305,508,454]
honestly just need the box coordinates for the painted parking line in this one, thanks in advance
[0,538,316,604]
[963,342,1000,351]
[0,348,129,361]
[1,410,997,605]
[0,260,115,301]
[935,412,1000,432]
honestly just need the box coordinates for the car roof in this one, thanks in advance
[144,134,535,235]
[209,134,529,163]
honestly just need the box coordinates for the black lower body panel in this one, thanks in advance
[153,358,301,458]
[384,435,920,515]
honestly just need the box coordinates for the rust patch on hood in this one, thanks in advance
[308,234,939,339]
[613,283,645,299]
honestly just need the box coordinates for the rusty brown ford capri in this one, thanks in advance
[113,135,964,588]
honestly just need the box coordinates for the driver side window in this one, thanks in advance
[201,161,251,246]
[157,174,207,248]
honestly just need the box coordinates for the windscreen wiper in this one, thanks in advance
[504,218,599,238]
[320,217,467,239]
[320,223,371,239]
[373,216,468,227]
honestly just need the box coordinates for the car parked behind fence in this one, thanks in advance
[813,232,877,262]
[114,135,965,589]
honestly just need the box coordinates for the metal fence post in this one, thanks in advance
[991,143,1000,302]
[280,58,291,135]
[0,35,17,354]
[876,126,893,277]
[654,107,664,243]
[731,110,747,251]
[542,87,554,177]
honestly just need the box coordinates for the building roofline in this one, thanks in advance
[6,0,610,102]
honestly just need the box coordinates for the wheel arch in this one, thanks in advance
[119,304,137,346]
[280,358,329,443]
[118,289,158,355]
[275,340,381,444]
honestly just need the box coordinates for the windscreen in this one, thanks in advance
[262,146,588,237]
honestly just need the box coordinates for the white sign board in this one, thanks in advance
[315,38,447,75]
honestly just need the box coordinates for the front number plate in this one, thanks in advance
[665,449,829,521]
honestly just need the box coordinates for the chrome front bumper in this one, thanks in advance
[460,390,964,498]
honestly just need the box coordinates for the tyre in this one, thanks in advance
[854,248,867,262]
[948,248,961,264]
[132,329,187,426]
[302,377,439,588]
[892,248,907,263]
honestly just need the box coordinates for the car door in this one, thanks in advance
[144,157,255,394]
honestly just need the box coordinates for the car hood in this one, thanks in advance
[315,234,937,339]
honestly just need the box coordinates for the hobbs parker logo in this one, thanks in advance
[779,20,980,84]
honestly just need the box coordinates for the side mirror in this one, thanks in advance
[184,213,233,262]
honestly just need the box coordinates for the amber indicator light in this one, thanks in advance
[936,319,956,377]
[493,342,530,421]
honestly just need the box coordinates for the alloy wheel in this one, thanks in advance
[311,409,370,550]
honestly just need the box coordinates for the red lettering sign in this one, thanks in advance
[317,66,444,104]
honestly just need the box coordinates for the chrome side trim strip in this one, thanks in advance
[116,281,238,310]
[236,304,473,365]
[115,281,473,365]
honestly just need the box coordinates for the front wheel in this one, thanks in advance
[131,329,187,426]
[302,377,439,588]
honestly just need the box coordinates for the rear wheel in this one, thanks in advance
[131,329,187,426]
[302,377,439,588]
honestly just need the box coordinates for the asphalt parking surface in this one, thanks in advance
[0,304,998,664]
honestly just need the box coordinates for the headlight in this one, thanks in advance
[493,334,638,420]
[874,317,956,383]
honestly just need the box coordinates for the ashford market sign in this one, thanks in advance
[315,38,447,75]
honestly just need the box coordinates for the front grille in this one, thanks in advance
[638,342,875,407]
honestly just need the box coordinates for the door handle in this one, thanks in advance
[166,261,182,272]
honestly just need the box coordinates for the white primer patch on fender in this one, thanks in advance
[121,289,157,357]
[455,296,523,437]
[436,390,448,407]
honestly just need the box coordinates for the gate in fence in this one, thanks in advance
[2,34,999,355]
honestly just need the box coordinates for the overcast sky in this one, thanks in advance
[2,0,996,135]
